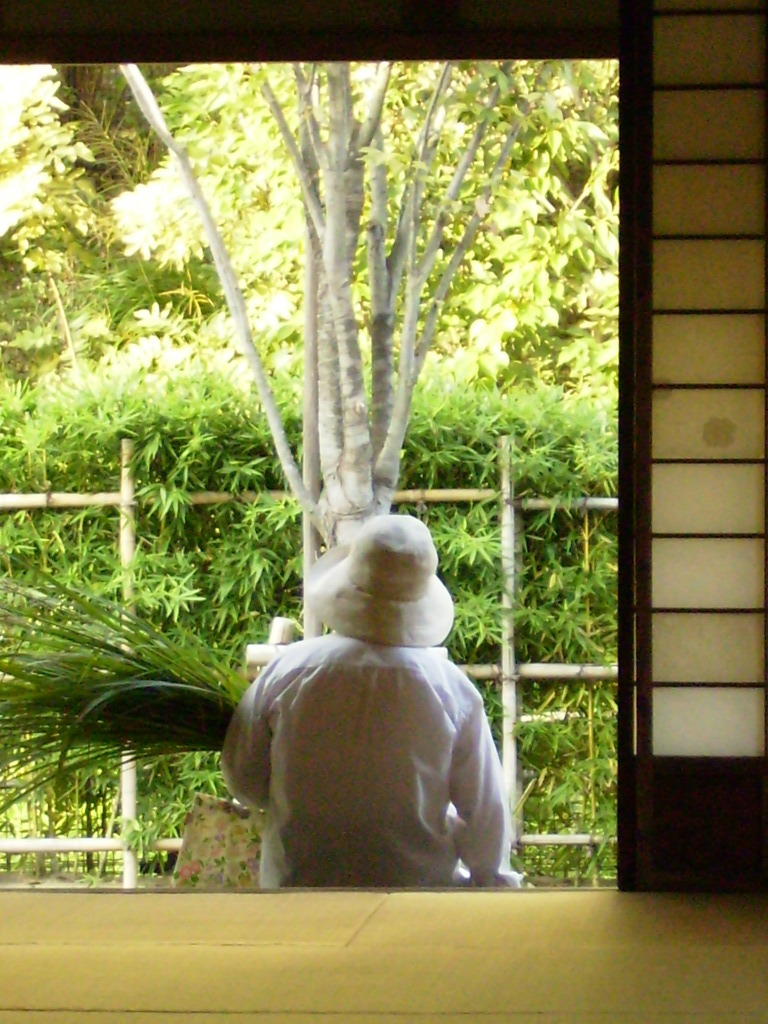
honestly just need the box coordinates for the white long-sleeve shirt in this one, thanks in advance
[221,633,520,888]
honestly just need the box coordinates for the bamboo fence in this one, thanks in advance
[0,439,619,884]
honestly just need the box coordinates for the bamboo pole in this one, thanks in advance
[0,487,618,511]
[394,488,497,503]
[189,487,500,505]
[95,786,120,879]
[0,833,614,855]
[243,618,296,678]
[517,663,618,680]
[0,837,183,855]
[519,833,614,847]
[519,496,618,512]
[498,436,521,841]
[119,439,138,890]
[249,657,620,683]
[268,618,296,645]
[584,510,599,887]
[0,492,122,509]
[461,663,618,681]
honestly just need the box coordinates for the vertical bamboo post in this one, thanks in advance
[119,438,138,889]
[268,617,295,645]
[583,510,600,887]
[499,436,522,841]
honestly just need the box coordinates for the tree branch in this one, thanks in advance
[297,82,336,547]
[48,274,81,383]
[367,128,394,461]
[302,222,324,573]
[293,63,327,174]
[372,267,419,509]
[119,63,323,536]
[415,115,525,372]
[323,64,374,520]
[355,62,392,153]
[375,74,525,508]
[315,261,347,527]
[259,73,326,244]
[417,66,510,284]
[388,62,453,305]
[373,63,457,499]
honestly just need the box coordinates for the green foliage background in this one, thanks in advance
[0,368,617,883]
[0,59,619,883]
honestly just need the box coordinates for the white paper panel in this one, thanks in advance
[653,315,765,385]
[654,91,765,161]
[652,612,765,682]
[653,687,765,756]
[653,241,764,310]
[652,538,764,608]
[652,463,764,534]
[653,165,764,236]
[654,16,765,85]
[652,388,764,459]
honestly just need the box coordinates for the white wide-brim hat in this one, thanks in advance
[305,514,455,648]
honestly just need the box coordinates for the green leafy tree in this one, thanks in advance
[0,65,98,379]
[0,64,212,384]
[117,61,618,553]
[438,61,618,398]
[0,65,95,271]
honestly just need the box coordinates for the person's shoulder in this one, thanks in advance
[268,633,336,667]
[405,648,483,703]
[268,632,367,670]
[248,635,338,699]
[441,658,484,702]
[422,649,476,684]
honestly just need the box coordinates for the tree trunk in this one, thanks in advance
[302,222,323,637]
[124,61,522,550]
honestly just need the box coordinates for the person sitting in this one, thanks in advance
[221,514,522,889]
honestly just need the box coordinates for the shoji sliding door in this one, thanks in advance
[627,0,768,888]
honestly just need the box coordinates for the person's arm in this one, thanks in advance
[221,676,273,811]
[449,687,520,887]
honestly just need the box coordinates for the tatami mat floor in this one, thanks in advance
[1,889,767,1022]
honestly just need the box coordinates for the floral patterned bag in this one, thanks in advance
[173,792,264,889]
